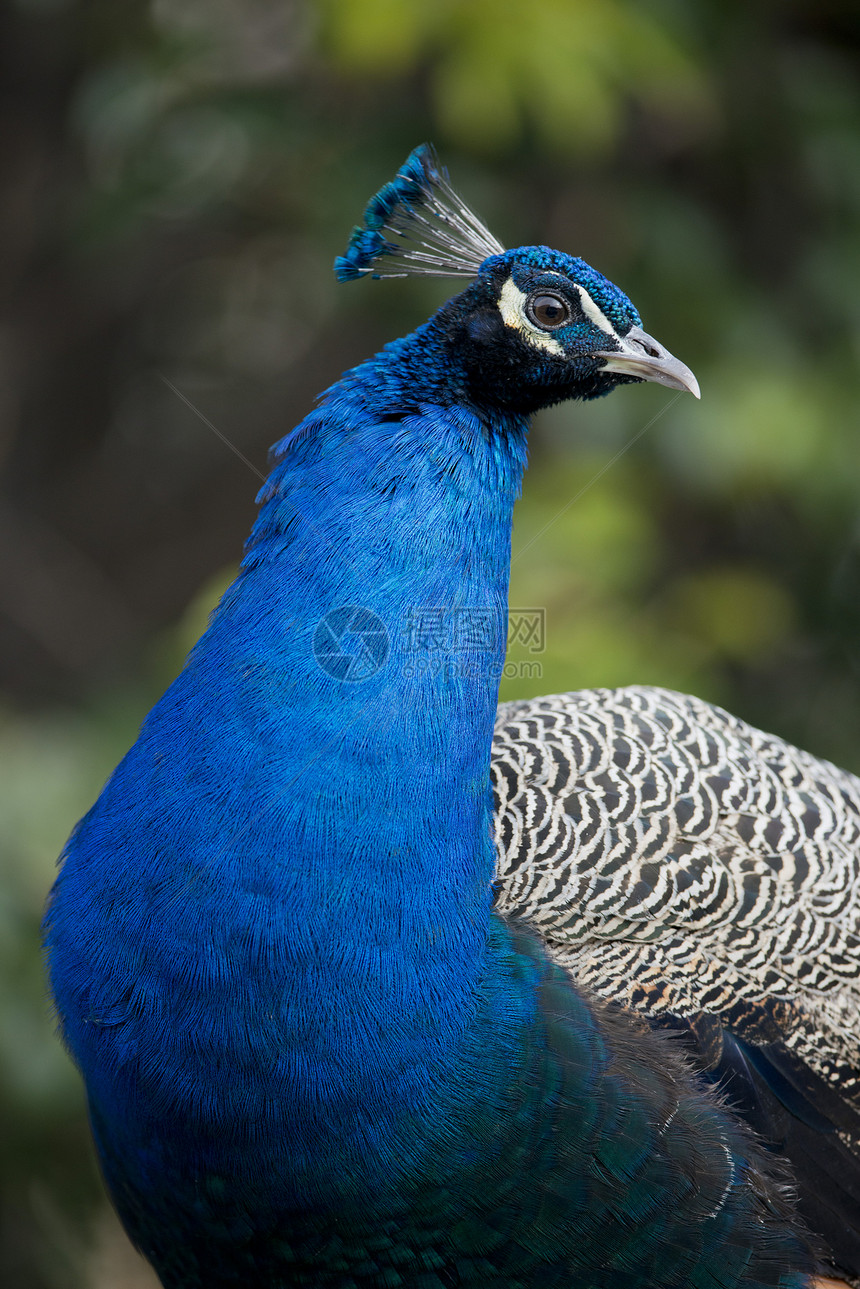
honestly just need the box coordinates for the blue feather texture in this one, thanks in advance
[46,151,808,1287]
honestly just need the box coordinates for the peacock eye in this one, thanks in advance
[526,292,572,330]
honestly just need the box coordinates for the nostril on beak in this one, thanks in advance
[633,337,661,358]
[627,332,663,359]
[625,332,661,359]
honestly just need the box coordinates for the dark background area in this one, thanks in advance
[2,0,860,1284]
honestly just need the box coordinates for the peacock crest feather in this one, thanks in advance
[334,143,505,282]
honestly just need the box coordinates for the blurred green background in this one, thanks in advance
[2,0,860,1283]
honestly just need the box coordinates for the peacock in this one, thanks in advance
[43,145,860,1288]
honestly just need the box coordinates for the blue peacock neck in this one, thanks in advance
[218,318,530,1052]
[80,319,532,1157]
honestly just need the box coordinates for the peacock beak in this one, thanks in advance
[595,325,700,398]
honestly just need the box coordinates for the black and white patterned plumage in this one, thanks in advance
[492,685,860,1285]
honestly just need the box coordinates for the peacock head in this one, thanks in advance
[335,145,699,415]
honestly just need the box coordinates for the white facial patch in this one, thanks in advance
[497,275,623,354]
[497,277,564,356]
[572,284,621,342]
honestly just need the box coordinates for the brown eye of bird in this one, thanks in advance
[526,293,571,330]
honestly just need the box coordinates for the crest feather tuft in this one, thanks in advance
[334,145,504,283]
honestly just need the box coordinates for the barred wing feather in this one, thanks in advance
[492,685,860,1282]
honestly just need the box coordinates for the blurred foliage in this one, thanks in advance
[2,0,860,1283]
[319,0,712,154]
